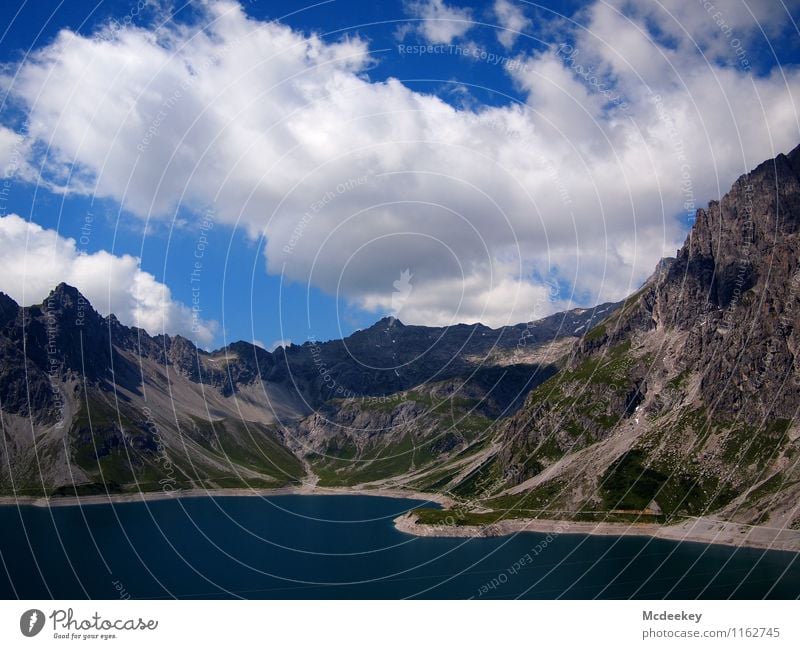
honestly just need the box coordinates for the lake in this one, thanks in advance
[1,495,798,599]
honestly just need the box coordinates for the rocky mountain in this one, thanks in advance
[457,144,800,534]
[0,280,615,496]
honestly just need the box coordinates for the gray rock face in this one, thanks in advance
[593,144,800,421]
[664,147,800,420]
[492,145,800,528]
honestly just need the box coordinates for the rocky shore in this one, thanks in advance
[394,512,800,552]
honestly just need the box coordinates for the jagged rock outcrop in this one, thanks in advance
[491,145,800,529]
[582,145,800,421]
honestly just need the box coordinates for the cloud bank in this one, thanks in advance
[1,0,798,328]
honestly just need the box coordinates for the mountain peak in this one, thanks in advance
[40,283,103,330]
[376,315,405,328]
[48,282,88,303]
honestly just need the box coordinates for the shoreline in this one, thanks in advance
[393,513,800,553]
[0,485,457,509]
[4,486,798,553]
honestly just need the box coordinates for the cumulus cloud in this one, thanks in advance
[359,261,564,327]
[403,0,474,44]
[0,126,35,184]
[593,0,793,63]
[0,127,22,173]
[493,0,530,49]
[0,214,218,344]
[1,1,799,329]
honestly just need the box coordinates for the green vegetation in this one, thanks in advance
[309,391,493,487]
[720,419,790,466]
[412,507,510,526]
[745,473,796,505]
[51,482,125,497]
[70,396,305,490]
[525,341,635,408]
[498,342,639,479]
[583,323,606,342]
[201,418,305,484]
[408,465,463,492]
[599,448,738,516]
[667,369,691,390]
[618,286,648,316]
[311,433,416,486]
[600,450,670,510]
[448,457,502,498]
[484,479,570,512]
[412,491,672,528]
[574,511,669,523]
[70,395,172,486]
[192,476,279,490]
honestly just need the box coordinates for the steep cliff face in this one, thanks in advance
[660,148,800,420]
[489,145,800,528]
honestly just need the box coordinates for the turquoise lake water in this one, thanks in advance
[1,495,798,599]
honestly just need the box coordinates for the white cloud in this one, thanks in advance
[358,260,565,327]
[493,0,530,49]
[0,126,34,184]
[1,1,799,329]
[0,126,22,174]
[594,0,792,63]
[0,214,218,344]
[403,0,474,45]
[268,339,291,351]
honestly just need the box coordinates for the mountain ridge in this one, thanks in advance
[4,145,800,550]
[0,279,617,495]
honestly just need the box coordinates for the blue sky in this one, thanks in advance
[0,0,798,350]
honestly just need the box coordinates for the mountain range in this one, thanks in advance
[0,272,616,495]
[2,145,800,541]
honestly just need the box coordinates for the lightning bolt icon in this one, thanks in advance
[28,611,38,632]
